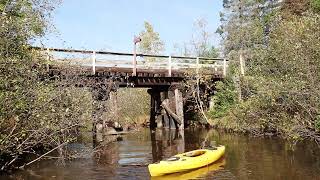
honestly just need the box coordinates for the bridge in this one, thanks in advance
[34,47,228,141]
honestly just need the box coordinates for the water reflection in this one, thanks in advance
[151,129,185,162]
[2,128,320,180]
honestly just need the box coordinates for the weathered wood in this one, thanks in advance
[148,89,157,129]
[92,51,96,75]
[168,56,172,77]
[175,88,184,130]
[92,98,107,146]
[223,58,227,77]
[240,51,245,76]
[133,41,137,76]
[156,115,163,128]
[177,129,185,153]
[196,57,199,74]
[161,99,182,125]
[168,90,177,129]
[162,108,170,128]
[154,91,163,128]
[108,91,118,122]
[160,91,168,128]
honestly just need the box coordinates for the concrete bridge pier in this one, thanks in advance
[91,87,109,146]
[91,80,119,145]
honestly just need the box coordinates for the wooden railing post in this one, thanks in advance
[223,58,227,77]
[92,51,96,75]
[168,56,172,77]
[46,48,50,71]
[239,52,245,76]
[46,48,50,61]
[33,46,228,78]
[133,47,137,76]
[214,61,218,72]
[133,36,141,76]
[196,57,199,74]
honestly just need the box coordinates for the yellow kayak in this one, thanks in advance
[148,145,225,177]
[151,158,226,180]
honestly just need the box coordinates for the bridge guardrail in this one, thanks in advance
[32,47,228,77]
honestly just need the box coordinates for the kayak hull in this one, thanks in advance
[148,145,225,177]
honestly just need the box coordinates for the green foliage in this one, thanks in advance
[216,0,320,142]
[0,0,93,171]
[200,46,219,58]
[116,88,150,125]
[209,78,237,118]
[311,0,320,12]
[138,21,164,55]
[316,115,320,131]
[0,0,56,58]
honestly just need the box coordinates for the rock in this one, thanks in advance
[104,121,123,131]
[105,126,117,134]
[96,123,104,133]
[113,121,123,131]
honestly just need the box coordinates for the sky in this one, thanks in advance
[37,0,223,54]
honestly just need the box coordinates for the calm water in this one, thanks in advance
[3,128,320,180]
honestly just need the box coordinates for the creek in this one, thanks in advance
[2,128,320,180]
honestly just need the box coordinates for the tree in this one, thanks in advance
[1,0,52,58]
[0,0,93,171]
[213,0,320,143]
[138,21,164,55]
[190,18,219,58]
[173,18,219,59]
[312,0,320,12]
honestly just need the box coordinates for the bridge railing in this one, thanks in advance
[34,47,228,77]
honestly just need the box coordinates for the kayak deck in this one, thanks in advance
[148,145,225,177]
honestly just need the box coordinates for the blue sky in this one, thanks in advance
[38,0,223,54]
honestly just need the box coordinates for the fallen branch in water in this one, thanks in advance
[161,99,182,125]
[19,141,70,169]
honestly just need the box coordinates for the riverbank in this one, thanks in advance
[209,0,320,145]
[208,108,320,144]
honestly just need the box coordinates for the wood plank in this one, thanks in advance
[161,99,182,125]
[175,89,184,130]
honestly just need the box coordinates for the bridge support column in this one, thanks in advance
[91,81,116,145]
[149,90,157,129]
[167,90,177,129]
[155,91,163,128]
[160,91,169,129]
[148,88,172,130]
[91,98,108,146]
[103,90,118,130]
[148,86,184,130]
[174,88,184,130]
[148,88,163,129]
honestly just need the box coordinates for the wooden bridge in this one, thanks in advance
[34,47,228,138]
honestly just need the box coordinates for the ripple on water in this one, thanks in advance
[2,128,320,180]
